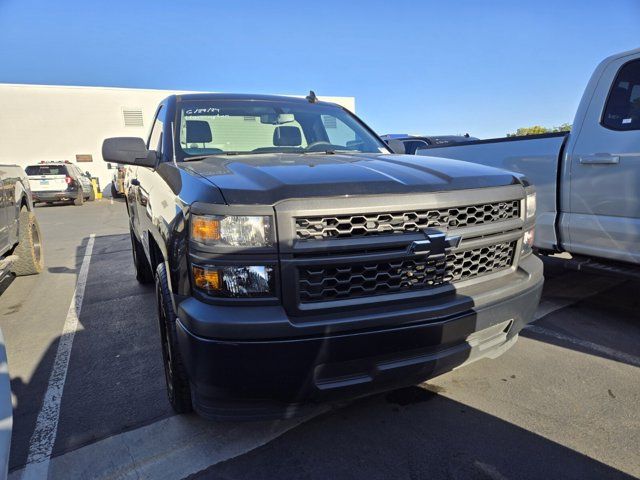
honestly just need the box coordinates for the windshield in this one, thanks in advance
[176,99,387,159]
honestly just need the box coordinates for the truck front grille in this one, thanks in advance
[295,200,520,240]
[298,241,516,303]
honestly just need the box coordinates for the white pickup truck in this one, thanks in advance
[416,47,640,275]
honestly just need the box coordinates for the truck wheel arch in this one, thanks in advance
[16,195,31,240]
[147,233,164,273]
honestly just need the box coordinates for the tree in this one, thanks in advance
[506,123,571,137]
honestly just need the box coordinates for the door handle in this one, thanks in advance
[579,155,620,165]
[130,178,140,186]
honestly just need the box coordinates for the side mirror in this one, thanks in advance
[102,137,157,168]
[386,139,406,155]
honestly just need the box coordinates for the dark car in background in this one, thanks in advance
[108,163,127,197]
[381,134,479,154]
[26,161,95,206]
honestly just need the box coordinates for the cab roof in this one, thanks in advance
[172,93,338,107]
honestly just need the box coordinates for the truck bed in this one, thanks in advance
[416,132,567,251]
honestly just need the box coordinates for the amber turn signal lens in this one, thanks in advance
[193,266,221,291]
[192,265,274,297]
[191,216,221,243]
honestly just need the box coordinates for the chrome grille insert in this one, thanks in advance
[295,200,520,240]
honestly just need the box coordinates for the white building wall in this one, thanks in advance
[0,84,355,192]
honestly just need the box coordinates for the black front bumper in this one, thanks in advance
[176,255,543,420]
[32,190,80,202]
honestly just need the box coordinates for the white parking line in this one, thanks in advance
[525,325,640,368]
[10,410,323,480]
[20,234,95,480]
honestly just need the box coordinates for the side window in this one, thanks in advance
[602,59,640,131]
[147,106,165,154]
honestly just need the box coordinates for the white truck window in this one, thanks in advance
[602,59,640,131]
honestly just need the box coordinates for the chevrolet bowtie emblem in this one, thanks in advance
[408,230,462,259]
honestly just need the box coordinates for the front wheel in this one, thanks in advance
[156,263,193,414]
[12,208,44,276]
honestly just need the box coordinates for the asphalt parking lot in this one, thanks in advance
[1,200,639,479]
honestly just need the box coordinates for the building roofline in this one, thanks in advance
[0,83,354,103]
[0,82,195,94]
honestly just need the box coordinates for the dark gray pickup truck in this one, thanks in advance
[102,93,543,420]
[0,165,43,280]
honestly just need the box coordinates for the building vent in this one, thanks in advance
[322,116,337,129]
[122,108,144,127]
[243,116,256,122]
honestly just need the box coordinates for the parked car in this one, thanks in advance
[26,161,95,206]
[381,134,479,154]
[0,165,44,279]
[108,163,127,197]
[416,47,640,275]
[102,93,542,420]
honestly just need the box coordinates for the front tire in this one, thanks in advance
[130,227,153,284]
[74,190,84,206]
[12,208,44,276]
[156,263,193,414]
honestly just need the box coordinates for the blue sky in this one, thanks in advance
[1,0,638,138]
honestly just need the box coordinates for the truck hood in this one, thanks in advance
[182,153,522,205]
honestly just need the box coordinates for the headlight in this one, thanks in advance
[193,265,275,297]
[521,227,535,257]
[191,215,273,247]
[525,192,536,220]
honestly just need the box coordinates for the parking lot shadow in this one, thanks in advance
[9,233,636,478]
[9,233,170,472]
[522,279,640,368]
[47,266,77,274]
[8,233,95,471]
[195,385,636,480]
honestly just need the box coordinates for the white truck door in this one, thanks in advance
[565,53,640,264]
